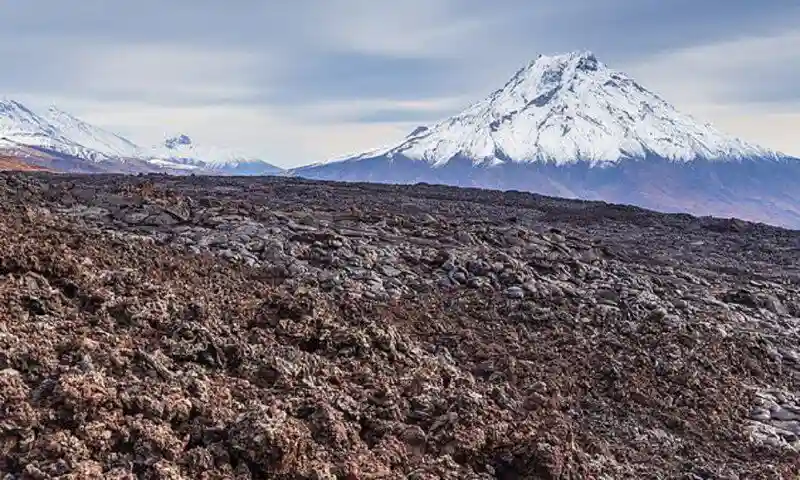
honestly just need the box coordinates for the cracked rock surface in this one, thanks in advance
[1,172,799,479]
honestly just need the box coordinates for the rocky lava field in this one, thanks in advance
[1,172,799,479]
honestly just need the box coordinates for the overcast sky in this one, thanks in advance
[2,1,798,167]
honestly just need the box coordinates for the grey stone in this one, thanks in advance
[672,299,690,310]
[505,286,525,299]
[381,265,402,278]
[450,270,468,285]
[771,408,800,422]
[123,211,150,224]
[146,212,180,226]
[467,277,490,289]
[763,295,788,315]
[646,308,668,322]
[750,407,771,422]
[455,231,473,244]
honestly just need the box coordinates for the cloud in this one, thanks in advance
[0,38,270,105]
[1,1,799,165]
[70,44,266,105]
[287,97,472,123]
[626,29,800,103]
[300,0,492,58]
[691,103,800,157]
[625,28,800,155]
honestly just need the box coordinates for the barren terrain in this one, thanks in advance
[1,172,799,479]
[0,156,49,172]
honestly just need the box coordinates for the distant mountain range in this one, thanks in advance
[1,51,799,228]
[291,51,800,228]
[150,134,284,176]
[0,98,282,175]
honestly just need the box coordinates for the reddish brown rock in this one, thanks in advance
[0,172,798,478]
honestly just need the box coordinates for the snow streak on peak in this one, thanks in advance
[44,106,143,159]
[371,51,777,167]
[0,98,135,162]
[0,98,56,136]
[164,134,193,150]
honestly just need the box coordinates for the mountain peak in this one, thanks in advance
[164,134,192,150]
[368,51,777,166]
[0,98,143,163]
[518,51,602,79]
[498,50,608,103]
[0,98,37,117]
[534,50,598,68]
[293,50,799,228]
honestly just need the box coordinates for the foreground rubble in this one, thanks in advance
[1,172,799,479]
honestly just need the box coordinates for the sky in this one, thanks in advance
[1,0,798,167]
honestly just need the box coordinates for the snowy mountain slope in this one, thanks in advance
[350,51,778,166]
[44,106,142,159]
[292,51,800,228]
[151,134,240,167]
[150,134,284,175]
[0,98,139,163]
[0,99,95,161]
[0,99,282,175]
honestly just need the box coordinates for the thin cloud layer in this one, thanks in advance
[1,1,798,166]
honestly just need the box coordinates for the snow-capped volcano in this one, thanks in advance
[317,51,777,168]
[150,134,283,175]
[398,51,777,165]
[293,51,800,228]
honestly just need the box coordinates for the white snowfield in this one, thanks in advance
[372,51,777,167]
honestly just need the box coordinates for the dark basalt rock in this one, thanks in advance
[0,171,798,478]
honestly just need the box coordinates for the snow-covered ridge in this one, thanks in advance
[362,51,778,167]
[153,134,265,167]
[45,106,143,159]
[0,98,115,162]
[149,134,283,175]
[0,98,281,174]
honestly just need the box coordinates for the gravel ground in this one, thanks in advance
[1,172,799,479]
